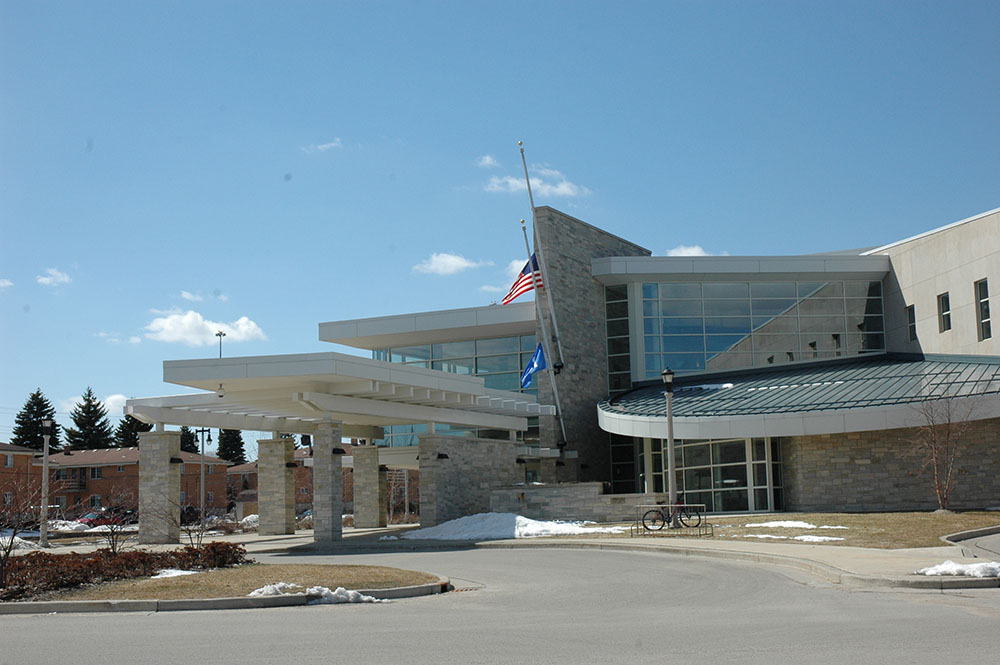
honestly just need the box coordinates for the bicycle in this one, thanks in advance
[642,501,703,530]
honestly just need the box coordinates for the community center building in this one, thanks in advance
[127,205,1000,543]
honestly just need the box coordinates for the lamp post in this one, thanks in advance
[194,428,212,533]
[661,368,678,527]
[39,419,52,547]
[215,330,226,358]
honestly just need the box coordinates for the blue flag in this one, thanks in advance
[520,343,547,388]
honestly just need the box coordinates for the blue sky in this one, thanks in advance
[2,1,998,455]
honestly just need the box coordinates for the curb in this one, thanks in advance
[0,577,451,616]
[475,539,1000,590]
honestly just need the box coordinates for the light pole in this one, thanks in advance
[215,330,226,358]
[39,419,52,547]
[194,428,211,533]
[661,368,678,527]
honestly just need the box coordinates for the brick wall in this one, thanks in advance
[782,415,1000,511]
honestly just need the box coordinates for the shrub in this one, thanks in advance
[0,543,251,601]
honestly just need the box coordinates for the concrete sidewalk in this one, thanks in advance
[24,523,1000,591]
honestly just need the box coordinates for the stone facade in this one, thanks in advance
[490,482,672,522]
[257,438,295,535]
[312,422,344,542]
[534,206,651,482]
[138,430,181,544]
[418,435,521,526]
[353,445,387,527]
[782,415,1000,511]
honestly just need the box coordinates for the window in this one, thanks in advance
[89,495,101,508]
[3,492,12,506]
[55,469,67,480]
[300,487,309,495]
[207,492,214,503]
[976,279,991,340]
[90,467,102,479]
[906,305,917,342]
[117,465,125,472]
[2,453,12,468]
[179,491,186,503]
[937,293,951,332]
[207,464,214,474]
[54,496,66,508]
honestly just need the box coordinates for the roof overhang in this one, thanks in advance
[318,302,536,350]
[591,254,890,285]
[127,351,554,435]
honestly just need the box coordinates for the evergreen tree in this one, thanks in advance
[179,426,199,454]
[216,429,246,464]
[113,415,153,447]
[9,388,62,451]
[64,387,114,450]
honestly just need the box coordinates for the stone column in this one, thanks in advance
[139,429,181,544]
[312,421,344,543]
[353,446,387,528]
[258,438,295,535]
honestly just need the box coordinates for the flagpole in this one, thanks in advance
[519,142,566,363]
[520,219,568,444]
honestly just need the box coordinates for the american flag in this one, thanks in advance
[501,253,543,305]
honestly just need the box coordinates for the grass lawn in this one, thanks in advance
[49,564,439,601]
[623,511,1000,549]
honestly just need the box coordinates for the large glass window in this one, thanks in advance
[606,286,632,394]
[640,280,885,377]
[937,293,951,333]
[976,279,991,341]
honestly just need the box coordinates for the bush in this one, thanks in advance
[0,543,251,601]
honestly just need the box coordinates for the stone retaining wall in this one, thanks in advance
[490,482,671,522]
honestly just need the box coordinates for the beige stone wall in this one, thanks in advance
[534,206,651,482]
[877,208,999,355]
[353,446,387,527]
[257,438,295,535]
[491,482,670,522]
[782,415,1000,511]
[418,435,522,526]
[312,422,344,542]
[138,430,181,544]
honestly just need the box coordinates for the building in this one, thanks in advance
[45,447,228,517]
[0,442,38,511]
[128,205,1000,542]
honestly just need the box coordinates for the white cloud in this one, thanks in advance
[412,253,493,276]
[129,336,141,344]
[59,393,128,418]
[0,278,12,289]
[485,165,590,198]
[181,290,203,302]
[144,310,268,347]
[666,245,730,257]
[506,258,527,279]
[96,331,122,344]
[36,268,71,286]
[477,154,499,168]
[302,138,343,153]
[479,285,504,293]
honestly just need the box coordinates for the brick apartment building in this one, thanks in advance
[1,442,39,509]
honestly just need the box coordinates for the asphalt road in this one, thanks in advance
[3,548,999,665]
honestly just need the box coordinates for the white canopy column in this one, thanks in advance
[312,421,344,543]
[258,437,295,535]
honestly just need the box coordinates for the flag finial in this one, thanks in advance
[520,219,526,226]
[518,140,523,146]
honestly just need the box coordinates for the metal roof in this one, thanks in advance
[599,354,1000,419]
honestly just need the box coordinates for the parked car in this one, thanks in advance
[76,507,136,527]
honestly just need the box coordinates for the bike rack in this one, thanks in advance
[631,504,714,538]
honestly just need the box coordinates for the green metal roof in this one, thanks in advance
[599,354,1000,418]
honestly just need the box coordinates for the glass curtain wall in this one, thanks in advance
[641,280,885,377]
[637,437,783,512]
[373,335,538,446]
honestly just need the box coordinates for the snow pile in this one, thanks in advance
[248,582,386,604]
[307,586,387,604]
[745,520,817,529]
[915,560,1000,578]
[85,524,138,533]
[240,514,259,529]
[400,512,628,541]
[1,536,40,551]
[379,535,398,541]
[744,534,787,539]
[152,569,200,579]
[50,520,88,532]
[794,535,844,543]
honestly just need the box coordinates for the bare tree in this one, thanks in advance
[91,485,139,556]
[0,475,41,589]
[907,395,980,511]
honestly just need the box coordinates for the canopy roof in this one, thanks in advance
[598,354,1000,440]
[127,351,554,436]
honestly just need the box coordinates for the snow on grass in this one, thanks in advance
[49,520,88,532]
[248,582,386,604]
[84,524,139,533]
[915,560,1000,577]
[240,514,259,529]
[743,534,788,539]
[399,512,628,541]
[152,569,201,579]
[794,535,845,543]
[745,520,817,529]
[0,536,40,551]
